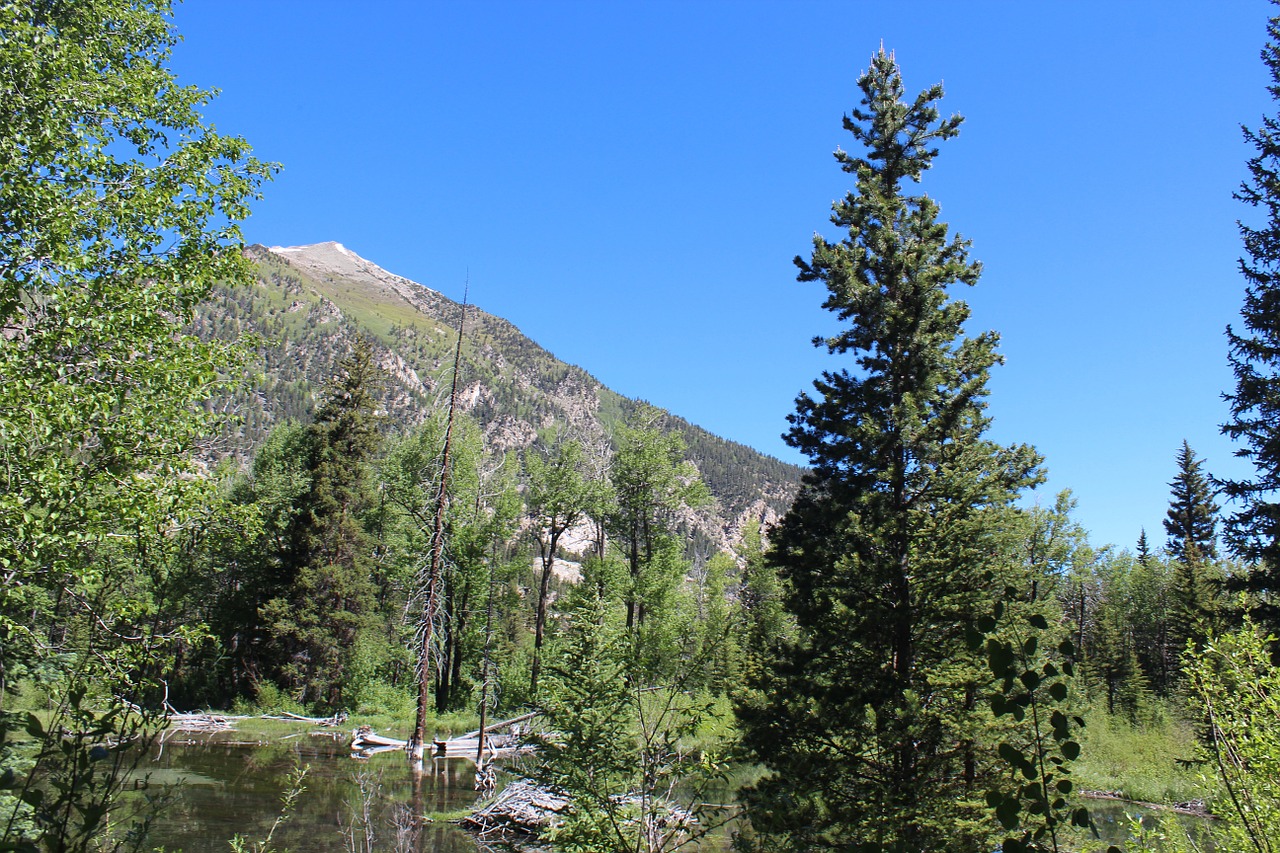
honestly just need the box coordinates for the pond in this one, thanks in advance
[132,734,484,852]
[127,736,1213,852]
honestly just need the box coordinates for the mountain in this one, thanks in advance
[194,241,803,553]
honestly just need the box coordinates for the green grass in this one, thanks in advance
[1073,700,1211,805]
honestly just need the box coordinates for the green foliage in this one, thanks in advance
[530,585,734,853]
[693,551,741,696]
[0,0,272,847]
[259,340,385,710]
[525,438,604,695]
[1164,442,1223,656]
[1,683,169,853]
[381,410,522,714]
[736,48,1041,850]
[1071,701,1205,805]
[1165,442,1220,565]
[1222,4,1280,636]
[1184,619,1280,852]
[529,588,637,850]
[969,583,1112,853]
[606,404,710,645]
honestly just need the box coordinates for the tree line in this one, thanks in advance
[7,1,1280,852]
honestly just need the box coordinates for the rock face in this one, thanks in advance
[198,241,803,555]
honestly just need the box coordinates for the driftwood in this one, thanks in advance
[1083,790,1215,819]
[461,780,696,844]
[166,713,241,733]
[268,710,349,727]
[462,779,570,838]
[460,710,538,740]
[349,725,530,760]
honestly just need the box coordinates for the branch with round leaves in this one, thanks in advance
[967,584,1119,853]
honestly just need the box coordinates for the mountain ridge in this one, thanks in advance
[196,241,804,553]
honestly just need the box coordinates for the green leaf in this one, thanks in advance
[996,798,1021,830]
[1027,613,1049,630]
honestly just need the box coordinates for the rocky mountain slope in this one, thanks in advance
[196,241,803,553]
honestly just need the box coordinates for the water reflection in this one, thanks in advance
[134,737,485,852]
[131,739,1210,852]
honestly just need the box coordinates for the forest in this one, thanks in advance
[4,2,1280,852]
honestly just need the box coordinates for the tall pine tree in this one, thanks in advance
[1222,6,1280,635]
[1164,440,1218,564]
[1164,441,1220,653]
[736,50,1041,851]
[260,338,384,709]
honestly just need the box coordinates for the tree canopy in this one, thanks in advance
[736,49,1042,851]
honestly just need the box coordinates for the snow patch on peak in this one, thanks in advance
[266,241,443,301]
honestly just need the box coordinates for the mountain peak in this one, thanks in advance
[266,242,441,300]
[269,241,369,276]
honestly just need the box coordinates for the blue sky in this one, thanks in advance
[172,1,1272,551]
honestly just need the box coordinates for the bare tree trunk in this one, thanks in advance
[411,294,467,761]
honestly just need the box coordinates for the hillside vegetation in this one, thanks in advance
[194,242,802,550]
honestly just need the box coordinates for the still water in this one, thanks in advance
[133,734,484,852]
[130,735,1212,852]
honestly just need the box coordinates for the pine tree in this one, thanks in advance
[1164,441,1219,564]
[1137,528,1154,568]
[1163,442,1220,655]
[261,339,384,709]
[1222,7,1280,635]
[735,49,1042,850]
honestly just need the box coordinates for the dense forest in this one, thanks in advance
[5,2,1280,852]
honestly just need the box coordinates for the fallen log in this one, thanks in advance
[460,710,539,740]
[350,726,408,752]
[350,724,531,760]
[267,711,348,727]
[166,713,240,733]
[462,779,569,838]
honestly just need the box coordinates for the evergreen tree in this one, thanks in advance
[1136,528,1154,568]
[1222,6,1280,635]
[260,339,384,709]
[1162,442,1220,655]
[736,50,1041,850]
[736,518,790,684]
[1164,441,1219,564]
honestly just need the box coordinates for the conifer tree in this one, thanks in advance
[1222,6,1280,635]
[1164,441,1219,564]
[736,50,1041,850]
[1163,442,1220,654]
[261,339,384,708]
[1137,528,1154,568]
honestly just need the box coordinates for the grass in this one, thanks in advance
[1072,700,1211,805]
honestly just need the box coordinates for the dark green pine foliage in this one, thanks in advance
[1164,441,1219,564]
[1223,8,1280,636]
[1165,442,1220,654]
[736,50,1042,851]
[261,338,384,709]
[1136,528,1153,567]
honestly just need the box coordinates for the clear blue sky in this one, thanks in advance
[171,1,1272,551]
